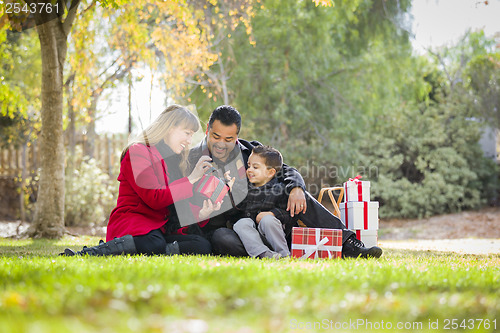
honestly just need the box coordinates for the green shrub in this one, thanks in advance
[358,101,498,219]
[64,156,117,227]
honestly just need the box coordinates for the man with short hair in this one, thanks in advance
[188,105,382,259]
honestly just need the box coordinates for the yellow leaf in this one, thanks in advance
[3,292,26,308]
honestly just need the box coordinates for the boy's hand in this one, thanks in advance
[256,211,275,224]
[224,170,236,190]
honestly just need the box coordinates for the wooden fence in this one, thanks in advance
[0,133,129,178]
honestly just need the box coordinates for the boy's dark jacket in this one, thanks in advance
[239,177,296,237]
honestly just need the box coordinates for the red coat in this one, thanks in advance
[106,144,194,241]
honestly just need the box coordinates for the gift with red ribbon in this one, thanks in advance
[194,174,228,204]
[291,227,342,259]
[343,175,370,202]
[339,201,379,230]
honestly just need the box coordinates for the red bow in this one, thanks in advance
[348,175,362,182]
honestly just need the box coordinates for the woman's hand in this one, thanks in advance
[188,155,213,184]
[224,170,236,190]
[198,199,222,220]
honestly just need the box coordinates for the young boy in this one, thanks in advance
[233,145,293,259]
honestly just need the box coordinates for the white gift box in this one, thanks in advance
[340,201,379,230]
[354,229,378,248]
[343,180,370,202]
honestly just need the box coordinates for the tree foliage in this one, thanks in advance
[359,96,496,218]
[359,34,500,218]
[0,28,41,147]
[187,0,415,174]
[465,52,500,128]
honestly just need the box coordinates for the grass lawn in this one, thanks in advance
[0,236,499,333]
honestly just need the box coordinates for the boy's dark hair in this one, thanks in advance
[208,105,242,134]
[252,145,283,174]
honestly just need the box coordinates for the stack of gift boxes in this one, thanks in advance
[339,177,379,247]
[290,176,378,260]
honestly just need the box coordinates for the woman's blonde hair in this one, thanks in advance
[121,104,200,175]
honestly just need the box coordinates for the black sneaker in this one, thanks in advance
[59,240,105,256]
[342,235,382,259]
[59,248,77,256]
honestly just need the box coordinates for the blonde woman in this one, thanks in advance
[62,105,219,256]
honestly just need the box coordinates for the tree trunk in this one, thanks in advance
[29,19,67,238]
[19,142,28,223]
[28,0,80,239]
[84,94,98,158]
[65,73,76,173]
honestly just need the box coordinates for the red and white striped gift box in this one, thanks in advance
[355,229,378,248]
[291,227,342,259]
[194,174,228,204]
[343,180,370,202]
[339,201,379,230]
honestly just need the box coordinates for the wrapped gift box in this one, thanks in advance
[291,227,342,259]
[194,174,228,204]
[343,180,370,202]
[354,229,378,248]
[340,201,379,230]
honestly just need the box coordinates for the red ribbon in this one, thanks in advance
[348,175,362,182]
[345,175,363,202]
[364,201,368,229]
[344,182,348,202]
[345,203,349,229]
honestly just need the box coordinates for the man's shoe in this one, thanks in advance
[342,235,382,259]
[165,241,180,255]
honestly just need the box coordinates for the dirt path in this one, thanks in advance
[379,206,500,240]
[378,207,500,255]
[379,239,500,255]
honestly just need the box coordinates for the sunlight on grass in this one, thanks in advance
[0,238,499,332]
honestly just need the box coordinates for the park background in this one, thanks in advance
[0,0,499,236]
[0,1,500,333]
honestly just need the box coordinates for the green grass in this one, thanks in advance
[0,237,499,333]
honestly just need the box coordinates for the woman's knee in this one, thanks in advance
[133,230,167,255]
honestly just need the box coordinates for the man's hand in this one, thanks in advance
[287,187,306,217]
[256,211,274,224]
